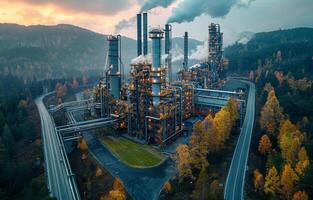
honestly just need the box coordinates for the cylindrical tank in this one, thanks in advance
[149,27,164,109]
[108,35,120,99]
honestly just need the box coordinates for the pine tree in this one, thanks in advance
[225,98,239,126]
[281,164,299,199]
[175,144,193,180]
[258,134,272,155]
[260,89,284,134]
[264,166,280,196]
[295,147,310,176]
[279,120,303,164]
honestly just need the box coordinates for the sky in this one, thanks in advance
[0,0,313,46]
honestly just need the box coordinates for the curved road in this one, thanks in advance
[36,94,80,200]
[224,80,256,200]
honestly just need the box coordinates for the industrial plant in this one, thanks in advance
[92,13,244,145]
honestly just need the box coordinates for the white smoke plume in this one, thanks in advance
[170,44,184,62]
[189,42,208,61]
[114,16,136,34]
[131,54,152,64]
[140,0,177,12]
[167,0,257,23]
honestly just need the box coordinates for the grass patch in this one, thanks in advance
[101,136,164,168]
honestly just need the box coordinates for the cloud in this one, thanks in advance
[167,0,257,23]
[14,0,131,15]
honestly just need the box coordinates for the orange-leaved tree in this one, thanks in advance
[254,169,264,192]
[260,89,284,134]
[175,144,193,180]
[292,191,309,200]
[258,134,272,155]
[280,164,299,199]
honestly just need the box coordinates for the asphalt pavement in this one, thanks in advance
[36,94,80,200]
[224,80,256,200]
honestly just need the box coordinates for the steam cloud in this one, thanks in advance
[114,16,136,34]
[167,0,257,23]
[140,0,177,12]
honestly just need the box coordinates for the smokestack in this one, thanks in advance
[183,32,188,70]
[108,35,120,99]
[143,13,148,55]
[137,14,142,56]
[165,24,172,83]
[149,27,164,110]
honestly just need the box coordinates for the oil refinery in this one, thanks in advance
[92,13,244,146]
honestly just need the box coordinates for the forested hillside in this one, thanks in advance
[226,28,313,200]
[0,23,202,81]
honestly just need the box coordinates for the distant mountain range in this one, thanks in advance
[0,23,203,80]
[0,23,312,81]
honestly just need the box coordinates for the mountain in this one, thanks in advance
[0,23,203,81]
[224,27,313,79]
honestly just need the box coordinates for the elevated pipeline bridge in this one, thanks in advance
[193,88,245,108]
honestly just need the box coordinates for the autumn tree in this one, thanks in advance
[254,169,264,192]
[296,147,310,176]
[292,191,308,200]
[163,181,172,193]
[104,178,127,200]
[189,121,208,170]
[77,139,88,151]
[280,164,298,199]
[264,166,280,196]
[279,120,303,164]
[258,134,272,155]
[214,108,232,147]
[225,98,239,126]
[175,144,193,180]
[96,167,103,177]
[260,89,284,134]
[108,190,126,200]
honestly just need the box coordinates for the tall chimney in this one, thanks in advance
[108,35,120,99]
[165,24,172,83]
[183,32,188,70]
[137,13,142,56]
[143,13,148,55]
[149,27,164,110]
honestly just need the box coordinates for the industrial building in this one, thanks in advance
[93,13,243,145]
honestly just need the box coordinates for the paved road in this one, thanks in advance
[224,80,256,200]
[36,94,80,200]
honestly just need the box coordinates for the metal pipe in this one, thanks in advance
[107,35,120,99]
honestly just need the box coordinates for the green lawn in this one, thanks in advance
[101,136,164,168]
